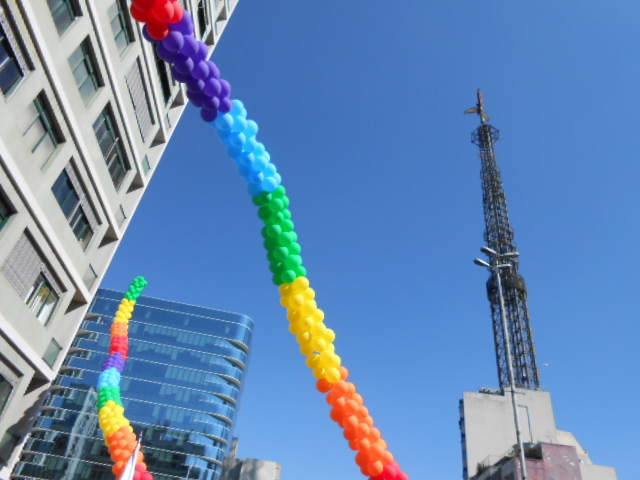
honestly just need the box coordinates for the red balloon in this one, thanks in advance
[133,0,155,10]
[146,21,169,40]
[398,472,409,480]
[170,3,184,23]
[152,0,174,22]
[130,4,151,22]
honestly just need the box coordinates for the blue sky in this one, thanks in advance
[105,2,639,479]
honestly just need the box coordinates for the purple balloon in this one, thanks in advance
[219,97,233,113]
[219,79,231,99]
[180,34,198,58]
[191,60,210,80]
[201,107,218,123]
[161,31,184,53]
[194,41,208,63]
[142,25,160,44]
[156,42,178,63]
[171,65,191,83]
[203,78,221,97]
[173,55,194,75]
[203,96,220,112]
[186,89,204,107]
[205,60,220,79]
[171,10,194,35]
[187,78,205,92]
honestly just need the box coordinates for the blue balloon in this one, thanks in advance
[227,144,243,157]
[253,155,269,172]
[215,113,234,132]
[231,116,247,133]
[236,152,255,167]
[263,163,277,177]
[231,99,245,116]
[156,42,178,63]
[245,120,259,138]
[179,34,198,57]
[243,137,258,154]
[228,132,246,149]
[248,182,263,196]
[261,176,281,192]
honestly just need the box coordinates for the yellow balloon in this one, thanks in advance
[313,366,326,379]
[302,287,315,300]
[300,344,314,356]
[325,367,341,383]
[312,309,325,322]
[296,331,311,345]
[310,322,326,337]
[312,337,327,352]
[292,276,310,291]
[305,354,319,369]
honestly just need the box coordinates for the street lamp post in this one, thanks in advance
[474,246,529,480]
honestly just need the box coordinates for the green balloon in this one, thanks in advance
[264,211,285,225]
[252,192,271,206]
[268,198,284,213]
[273,246,289,261]
[258,205,271,220]
[284,255,303,269]
[272,185,286,199]
[264,238,277,250]
[282,209,292,220]
[295,265,307,277]
[281,196,290,209]
[281,269,297,284]
[289,242,302,255]
[281,220,295,232]
[266,224,283,239]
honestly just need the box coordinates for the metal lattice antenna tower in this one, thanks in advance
[465,89,540,390]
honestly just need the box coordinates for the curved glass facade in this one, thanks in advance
[13,289,254,480]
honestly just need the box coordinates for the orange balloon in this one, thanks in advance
[352,393,364,405]
[326,391,342,406]
[136,451,145,464]
[356,405,369,420]
[339,366,350,380]
[317,378,332,393]
[356,422,370,439]
[358,438,371,452]
[376,438,389,451]
[381,450,394,465]
[330,406,345,423]
[364,415,374,427]
[349,439,359,450]
[332,397,346,410]
[371,442,385,459]
[332,381,348,397]
[342,415,358,431]
[356,450,370,467]
[345,382,356,397]
[344,400,358,416]
[370,460,384,477]
[344,428,359,441]
[368,427,382,443]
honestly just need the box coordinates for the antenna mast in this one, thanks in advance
[466,90,540,390]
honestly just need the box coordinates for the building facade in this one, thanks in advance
[0,0,238,474]
[220,439,282,480]
[12,288,253,480]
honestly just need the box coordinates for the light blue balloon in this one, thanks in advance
[231,99,246,117]
[253,142,266,157]
[215,113,234,132]
[263,163,277,177]
[228,132,246,149]
[238,164,252,177]
[231,116,247,133]
[243,137,258,154]
[261,176,280,192]
[249,171,265,184]
[236,152,255,167]
[227,144,243,157]
[253,155,269,172]
[245,120,259,138]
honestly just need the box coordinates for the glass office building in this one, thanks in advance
[13,289,253,480]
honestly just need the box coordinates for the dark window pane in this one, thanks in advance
[25,274,59,323]
[0,194,12,232]
[48,0,78,34]
[93,108,129,188]
[52,170,79,218]
[0,24,24,94]
[69,40,100,104]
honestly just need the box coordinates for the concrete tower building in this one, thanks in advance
[12,288,254,480]
[460,92,617,480]
[0,1,238,475]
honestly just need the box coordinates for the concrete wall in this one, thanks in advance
[460,389,617,480]
[0,1,238,476]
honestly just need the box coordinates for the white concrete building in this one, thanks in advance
[459,388,618,480]
[0,0,237,475]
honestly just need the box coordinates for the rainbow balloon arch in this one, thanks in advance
[96,2,409,480]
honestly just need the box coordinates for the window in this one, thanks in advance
[26,273,59,323]
[0,373,12,417]
[93,107,129,188]
[68,39,100,104]
[126,58,154,140]
[24,93,63,162]
[153,50,171,104]
[69,208,92,249]
[43,338,62,367]
[197,0,208,39]
[48,0,78,34]
[108,0,132,54]
[0,22,24,94]
[52,167,95,249]
[0,191,13,232]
